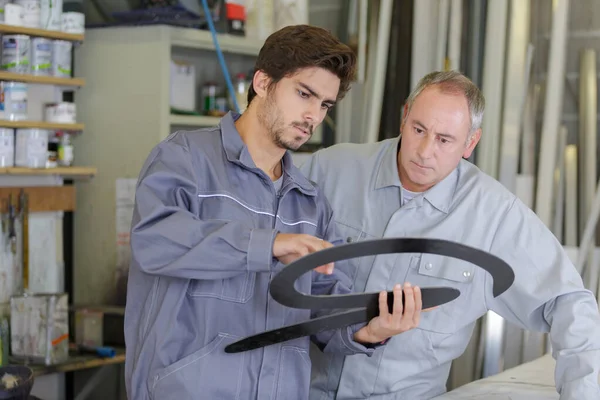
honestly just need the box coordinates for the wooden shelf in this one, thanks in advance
[0,121,84,131]
[170,114,221,127]
[0,71,85,87]
[12,345,126,377]
[0,166,97,178]
[0,24,84,41]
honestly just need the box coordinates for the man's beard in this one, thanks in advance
[257,94,312,151]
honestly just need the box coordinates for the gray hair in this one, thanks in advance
[405,71,485,137]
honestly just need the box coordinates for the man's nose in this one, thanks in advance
[303,101,322,124]
[417,135,435,159]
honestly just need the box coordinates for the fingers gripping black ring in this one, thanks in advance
[224,238,515,353]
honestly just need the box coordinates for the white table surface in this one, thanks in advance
[433,354,559,399]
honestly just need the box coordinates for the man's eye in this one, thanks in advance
[298,90,309,98]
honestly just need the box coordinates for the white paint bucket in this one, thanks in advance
[0,128,15,167]
[31,37,52,76]
[1,35,31,74]
[4,3,25,26]
[61,11,84,34]
[14,0,40,28]
[0,82,28,121]
[45,102,75,123]
[0,0,11,22]
[15,129,48,168]
[52,40,72,78]
[40,0,61,31]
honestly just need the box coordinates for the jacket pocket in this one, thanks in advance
[404,254,478,334]
[187,272,256,303]
[275,346,311,400]
[333,221,373,291]
[149,333,245,400]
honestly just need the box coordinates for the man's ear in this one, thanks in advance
[463,128,482,159]
[253,70,271,99]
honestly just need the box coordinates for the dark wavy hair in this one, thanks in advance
[247,25,357,105]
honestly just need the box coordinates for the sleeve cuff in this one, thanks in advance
[247,228,278,272]
[340,324,385,356]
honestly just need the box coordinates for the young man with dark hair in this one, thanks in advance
[124,25,423,400]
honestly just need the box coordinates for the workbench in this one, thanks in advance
[433,353,559,399]
[10,346,125,400]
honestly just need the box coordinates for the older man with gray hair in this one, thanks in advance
[300,70,600,399]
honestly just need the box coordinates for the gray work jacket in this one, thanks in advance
[300,137,600,400]
[123,112,377,400]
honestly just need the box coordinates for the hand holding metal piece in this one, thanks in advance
[225,238,515,353]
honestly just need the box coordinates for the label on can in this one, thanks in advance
[1,82,28,121]
[1,35,30,73]
[31,37,51,75]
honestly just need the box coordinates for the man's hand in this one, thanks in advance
[354,282,426,344]
[273,233,334,274]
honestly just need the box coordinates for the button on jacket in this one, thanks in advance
[124,112,378,400]
[300,137,600,400]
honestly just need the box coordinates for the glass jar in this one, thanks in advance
[57,132,74,167]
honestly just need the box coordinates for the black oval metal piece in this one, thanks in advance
[225,237,515,354]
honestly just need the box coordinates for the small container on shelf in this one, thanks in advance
[31,37,52,76]
[52,40,72,78]
[45,102,76,124]
[61,12,85,34]
[1,35,31,74]
[75,309,103,348]
[0,128,15,167]
[15,128,48,168]
[47,131,58,167]
[14,0,41,28]
[57,131,73,166]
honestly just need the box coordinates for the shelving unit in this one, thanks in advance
[72,24,261,307]
[0,22,89,167]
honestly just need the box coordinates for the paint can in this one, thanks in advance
[52,40,72,78]
[61,11,84,34]
[0,128,14,167]
[31,37,52,76]
[0,0,11,22]
[40,0,61,31]
[15,129,48,168]
[45,102,75,123]
[0,82,28,121]
[1,35,31,74]
[14,0,40,28]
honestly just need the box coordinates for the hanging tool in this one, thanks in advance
[7,195,19,294]
[19,190,28,293]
